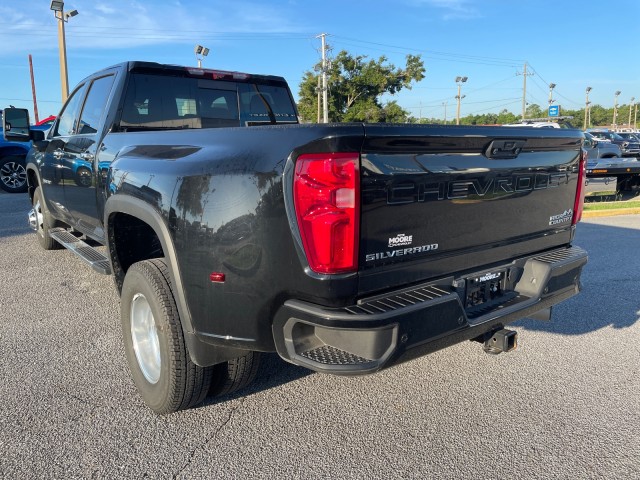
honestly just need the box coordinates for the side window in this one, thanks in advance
[78,75,116,135]
[55,83,88,137]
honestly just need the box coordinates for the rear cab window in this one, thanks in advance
[117,67,298,132]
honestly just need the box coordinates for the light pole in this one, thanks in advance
[455,76,467,126]
[584,87,592,130]
[194,44,209,68]
[613,90,621,129]
[628,97,635,128]
[442,101,448,124]
[50,1,78,103]
[548,83,556,106]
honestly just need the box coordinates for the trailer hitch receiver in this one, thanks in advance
[482,328,518,354]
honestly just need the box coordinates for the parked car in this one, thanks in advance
[587,129,640,156]
[0,113,54,193]
[503,121,562,128]
[616,132,640,146]
[583,131,622,162]
[35,115,56,128]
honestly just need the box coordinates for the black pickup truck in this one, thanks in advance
[4,62,588,414]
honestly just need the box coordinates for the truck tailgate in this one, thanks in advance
[359,124,583,294]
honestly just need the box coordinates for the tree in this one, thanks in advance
[525,103,544,119]
[497,109,518,125]
[382,101,410,123]
[298,50,425,123]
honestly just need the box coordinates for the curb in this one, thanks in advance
[582,207,640,218]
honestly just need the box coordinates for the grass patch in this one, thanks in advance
[585,190,616,197]
[583,200,640,211]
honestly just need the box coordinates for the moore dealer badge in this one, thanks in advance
[388,233,413,247]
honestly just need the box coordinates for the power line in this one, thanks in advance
[466,99,521,115]
[0,96,58,104]
[465,76,519,95]
[528,64,581,107]
[330,38,522,68]
[405,97,520,109]
[331,35,523,67]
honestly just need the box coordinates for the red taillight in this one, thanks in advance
[572,149,587,225]
[293,153,360,274]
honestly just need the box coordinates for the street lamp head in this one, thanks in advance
[549,83,556,89]
[194,44,209,56]
[631,97,635,103]
[586,86,592,93]
[50,0,64,12]
[615,91,621,96]
[64,9,78,20]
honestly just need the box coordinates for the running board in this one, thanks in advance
[48,228,112,275]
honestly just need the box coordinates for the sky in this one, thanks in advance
[1,0,639,123]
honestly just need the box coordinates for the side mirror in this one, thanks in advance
[3,108,31,142]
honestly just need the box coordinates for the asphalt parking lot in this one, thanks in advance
[0,190,638,479]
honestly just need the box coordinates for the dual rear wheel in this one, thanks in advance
[30,186,256,414]
[121,258,260,414]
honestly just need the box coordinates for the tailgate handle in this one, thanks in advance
[485,139,526,159]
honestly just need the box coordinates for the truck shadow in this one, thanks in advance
[201,353,312,407]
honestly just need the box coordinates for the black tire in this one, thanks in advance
[121,258,213,414]
[31,186,62,250]
[74,166,92,187]
[210,351,261,397]
[0,155,28,193]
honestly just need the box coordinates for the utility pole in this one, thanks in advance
[317,33,329,123]
[635,102,638,131]
[628,97,635,128]
[316,75,321,123]
[442,101,448,124]
[28,54,39,124]
[516,63,533,121]
[584,87,592,130]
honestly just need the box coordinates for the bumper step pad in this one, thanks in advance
[299,345,373,366]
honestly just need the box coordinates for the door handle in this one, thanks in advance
[80,152,94,161]
[52,149,64,160]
